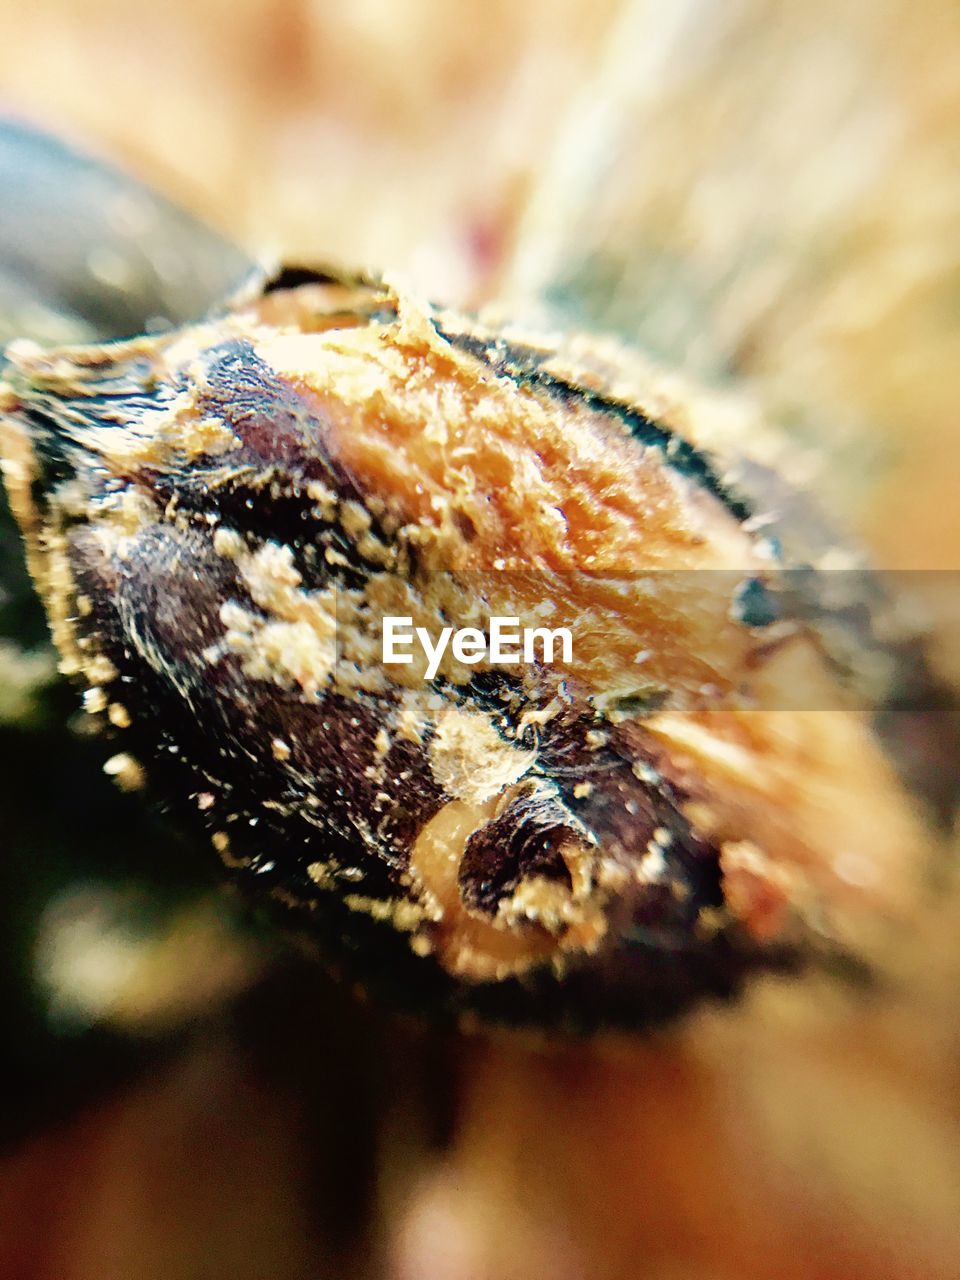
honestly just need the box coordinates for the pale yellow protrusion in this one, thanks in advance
[407,791,607,983]
[103,752,145,791]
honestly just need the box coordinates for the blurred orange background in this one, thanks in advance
[0,2,959,1278]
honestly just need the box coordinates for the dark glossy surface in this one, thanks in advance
[0,117,255,349]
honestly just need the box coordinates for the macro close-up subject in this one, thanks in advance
[0,3,958,1279]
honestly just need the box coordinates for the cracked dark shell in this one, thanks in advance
[0,267,942,1031]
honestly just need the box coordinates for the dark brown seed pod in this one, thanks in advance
[0,268,939,1030]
